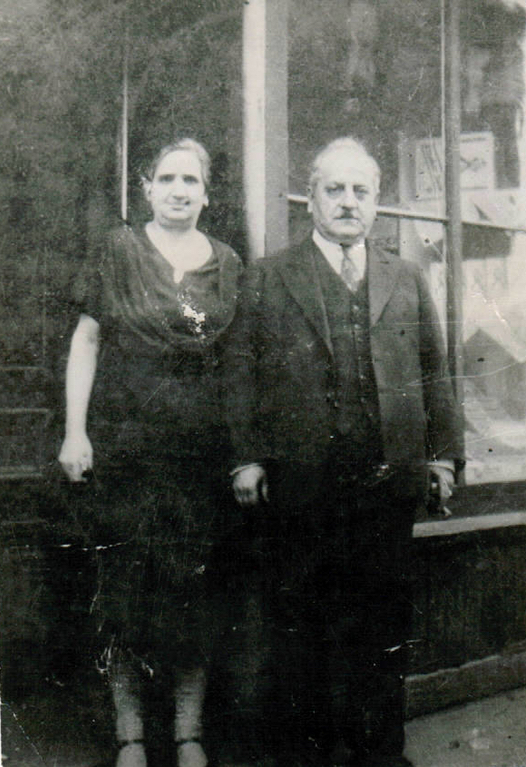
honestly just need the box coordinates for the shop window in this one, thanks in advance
[460,2,526,484]
[287,0,526,487]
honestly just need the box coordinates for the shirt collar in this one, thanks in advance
[312,229,367,281]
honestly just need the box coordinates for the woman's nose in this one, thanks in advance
[170,177,187,196]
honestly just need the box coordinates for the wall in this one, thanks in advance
[4,481,526,717]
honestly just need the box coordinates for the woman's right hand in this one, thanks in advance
[59,432,93,482]
[232,464,269,507]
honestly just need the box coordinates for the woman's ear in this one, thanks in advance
[142,177,152,201]
[203,194,209,208]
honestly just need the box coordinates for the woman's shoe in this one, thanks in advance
[116,739,147,767]
[175,738,208,767]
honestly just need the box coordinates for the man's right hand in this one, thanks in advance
[232,464,269,507]
[58,432,93,482]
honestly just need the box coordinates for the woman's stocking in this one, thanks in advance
[174,667,208,767]
[111,658,147,767]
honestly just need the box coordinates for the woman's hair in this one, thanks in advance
[143,138,211,188]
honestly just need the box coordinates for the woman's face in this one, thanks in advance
[145,149,208,230]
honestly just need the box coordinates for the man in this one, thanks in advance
[225,137,463,767]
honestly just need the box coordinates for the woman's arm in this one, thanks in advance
[58,313,100,482]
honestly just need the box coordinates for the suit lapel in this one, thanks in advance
[367,243,401,326]
[276,239,334,356]
[275,238,400,347]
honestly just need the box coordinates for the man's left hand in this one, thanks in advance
[430,465,455,504]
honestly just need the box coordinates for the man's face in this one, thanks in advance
[307,148,379,245]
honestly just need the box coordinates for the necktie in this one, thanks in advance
[340,246,360,292]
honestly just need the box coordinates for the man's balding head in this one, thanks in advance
[308,137,381,197]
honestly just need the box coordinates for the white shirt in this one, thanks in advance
[312,228,367,282]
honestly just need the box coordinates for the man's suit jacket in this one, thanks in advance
[224,237,463,491]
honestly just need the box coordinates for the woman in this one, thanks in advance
[59,139,242,767]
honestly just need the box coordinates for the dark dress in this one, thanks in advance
[70,225,242,670]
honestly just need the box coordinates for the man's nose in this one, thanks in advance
[341,187,358,207]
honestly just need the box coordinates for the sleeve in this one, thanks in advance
[222,260,266,469]
[70,239,107,322]
[416,265,465,474]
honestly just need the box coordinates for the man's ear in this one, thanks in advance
[306,186,313,213]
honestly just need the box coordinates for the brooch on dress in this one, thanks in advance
[182,302,207,336]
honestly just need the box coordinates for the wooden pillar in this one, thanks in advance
[443,0,464,403]
[243,0,289,260]
[120,46,129,224]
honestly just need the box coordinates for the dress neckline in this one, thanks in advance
[142,224,214,283]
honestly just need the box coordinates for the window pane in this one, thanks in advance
[288,0,442,204]
[287,1,448,371]
[288,0,445,277]
[125,1,245,254]
[460,2,526,484]
[288,0,526,486]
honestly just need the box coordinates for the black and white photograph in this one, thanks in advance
[1,1,526,766]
